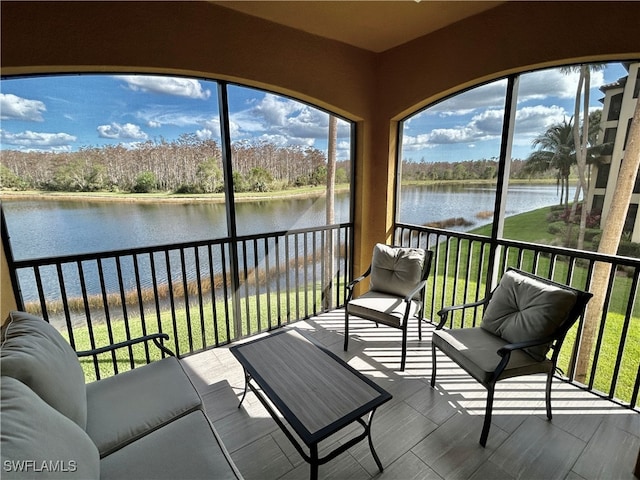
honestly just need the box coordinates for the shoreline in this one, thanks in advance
[0,187,349,204]
[0,180,558,204]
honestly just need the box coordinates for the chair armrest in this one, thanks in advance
[404,279,427,302]
[346,266,372,291]
[435,298,489,329]
[76,333,175,358]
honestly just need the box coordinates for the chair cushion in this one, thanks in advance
[369,244,426,299]
[100,410,241,480]
[480,270,578,360]
[432,328,553,384]
[348,291,420,327]
[85,356,202,457]
[0,311,87,429]
[1,376,100,479]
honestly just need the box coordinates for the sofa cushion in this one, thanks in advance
[369,244,426,299]
[348,290,421,327]
[431,328,554,384]
[100,410,241,479]
[0,311,87,428]
[1,376,99,480]
[480,270,578,360]
[85,356,202,457]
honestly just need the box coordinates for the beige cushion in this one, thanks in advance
[0,376,99,479]
[432,328,553,384]
[369,244,426,299]
[0,311,87,429]
[480,270,578,360]
[85,356,202,457]
[100,410,241,480]
[348,291,420,327]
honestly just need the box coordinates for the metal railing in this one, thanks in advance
[395,222,640,410]
[4,215,351,381]
[3,209,639,410]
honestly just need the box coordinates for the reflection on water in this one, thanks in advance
[3,184,562,304]
[3,184,562,260]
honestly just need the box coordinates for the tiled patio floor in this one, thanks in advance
[180,310,640,480]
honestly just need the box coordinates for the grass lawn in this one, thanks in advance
[63,204,638,404]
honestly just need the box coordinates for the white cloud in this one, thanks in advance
[0,94,46,122]
[116,75,211,100]
[97,122,148,140]
[0,129,76,148]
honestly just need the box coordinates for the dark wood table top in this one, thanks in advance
[230,328,392,445]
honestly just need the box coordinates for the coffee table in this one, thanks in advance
[230,328,392,480]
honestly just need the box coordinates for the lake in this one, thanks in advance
[3,183,562,261]
[2,183,563,304]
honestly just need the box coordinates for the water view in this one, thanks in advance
[3,183,561,261]
[2,183,562,304]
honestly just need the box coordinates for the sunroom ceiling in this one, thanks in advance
[210,1,504,53]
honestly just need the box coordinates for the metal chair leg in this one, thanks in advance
[430,345,437,387]
[480,384,495,447]
[545,368,554,420]
[344,309,349,351]
[400,325,408,371]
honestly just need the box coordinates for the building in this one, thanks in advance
[586,62,640,242]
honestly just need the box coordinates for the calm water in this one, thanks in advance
[2,184,562,303]
[3,184,562,261]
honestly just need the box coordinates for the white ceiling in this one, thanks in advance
[211,1,504,53]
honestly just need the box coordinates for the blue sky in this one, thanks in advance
[0,62,629,162]
[401,62,629,162]
[0,75,352,159]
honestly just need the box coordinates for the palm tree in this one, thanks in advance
[561,64,606,250]
[524,119,575,207]
[575,97,640,384]
[322,115,338,310]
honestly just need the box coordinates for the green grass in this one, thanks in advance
[60,205,638,404]
[64,284,330,382]
[426,205,639,404]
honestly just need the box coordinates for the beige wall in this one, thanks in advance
[1,1,639,309]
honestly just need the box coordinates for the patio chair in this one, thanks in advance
[430,267,592,447]
[343,243,433,371]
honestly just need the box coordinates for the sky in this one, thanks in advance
[402,62,629,162]
[0,75,352,159]
[0,62,630,162]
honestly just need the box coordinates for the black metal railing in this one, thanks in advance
[394,222,640,411]
[3,210,639,410]
[5,219,351,381]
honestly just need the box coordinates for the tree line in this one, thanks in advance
[1,138,550,195]
[0,135,350,194]
[400,157,541,182]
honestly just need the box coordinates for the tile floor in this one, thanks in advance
[179,310,640,480]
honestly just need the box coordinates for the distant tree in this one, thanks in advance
[524,119,575,207]
[132,171,157,193]
[196,157,223,193]
[562,64,606,250]
[0,165,27,190]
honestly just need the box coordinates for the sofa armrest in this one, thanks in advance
[76,333,175,358]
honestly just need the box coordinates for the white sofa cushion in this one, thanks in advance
[0,311,87,428]
[85,356,202,457]
[0,376,99,479]
[100,410,241,479]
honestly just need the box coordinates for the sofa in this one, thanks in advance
[0,311,243,479]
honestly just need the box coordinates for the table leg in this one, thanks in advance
[238,369,250,408]
[310,444,319,480]
[367,409,384,473]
